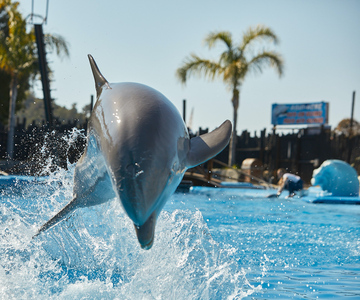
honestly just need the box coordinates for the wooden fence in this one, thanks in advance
[231,127,360,183]
[1,120,359,182]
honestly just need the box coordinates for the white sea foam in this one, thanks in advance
[0,129,255,299]
[2,130,358,298]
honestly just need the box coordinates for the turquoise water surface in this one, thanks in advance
[1,170,359,299]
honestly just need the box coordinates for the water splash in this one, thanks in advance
[0,129,257,299]
[1,189,256,299]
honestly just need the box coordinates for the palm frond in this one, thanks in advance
[44,33,70,58]
[176,53,222,84]
[248,51,284,77]
[0,4,36,74]
[239,25,279,52]
[204,31,233,50]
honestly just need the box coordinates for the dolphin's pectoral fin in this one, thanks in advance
[186,120,232,168]
[33,197,79,238]
[134,212,157,250]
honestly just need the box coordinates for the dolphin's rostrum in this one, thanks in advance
[35,55,232,249]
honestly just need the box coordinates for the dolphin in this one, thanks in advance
[35,54,232,249]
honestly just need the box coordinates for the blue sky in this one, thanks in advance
[18,0,360,134]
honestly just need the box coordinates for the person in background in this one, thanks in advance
[276,168,304,197]
[0,170,8,176]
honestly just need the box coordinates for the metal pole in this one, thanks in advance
[90,95,94,114]
[31,0,34,23]
[183,99,186,124]
[45,0,49,24]
[349,91,355,136]
[34,23,53,127]
[347,91,356,163]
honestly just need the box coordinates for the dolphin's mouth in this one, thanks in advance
[133,213,156,250]
[140,237,154,250]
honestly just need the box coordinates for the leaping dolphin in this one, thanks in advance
[35,55,232,249]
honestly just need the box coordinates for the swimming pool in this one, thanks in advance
[1,170,359,299]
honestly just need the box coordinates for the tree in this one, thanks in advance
[177,25,284,166]
[0,67,30,125]
[0,0,69,159]
[16,93,88,127]
[335,118,360,137]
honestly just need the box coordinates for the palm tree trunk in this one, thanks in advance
[228,109,237,166]
[228,89,239,166]
[7,74,18,160]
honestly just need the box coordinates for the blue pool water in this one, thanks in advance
[1,170,359,299]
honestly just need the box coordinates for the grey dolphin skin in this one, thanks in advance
[35,55,232,249]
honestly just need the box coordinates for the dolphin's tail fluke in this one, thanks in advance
[33,197,79,238]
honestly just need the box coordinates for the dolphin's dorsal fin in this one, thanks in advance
[186,120,232,168]
[88,54,111,98]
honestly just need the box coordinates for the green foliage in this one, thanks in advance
[335,118,360,136]
[0,69,29,124]
[0,0,37,74]
[176,25,284,91]
[0,1,33,124]
[0,2,9,36]
[16,93,88,127]
[176,25,284,166]
[0,0,69,125]
[53,103,87,124]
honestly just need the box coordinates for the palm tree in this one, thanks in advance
[0,0,69,159]
[177,25,284,166]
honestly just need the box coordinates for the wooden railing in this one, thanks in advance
[185,159,278,189]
